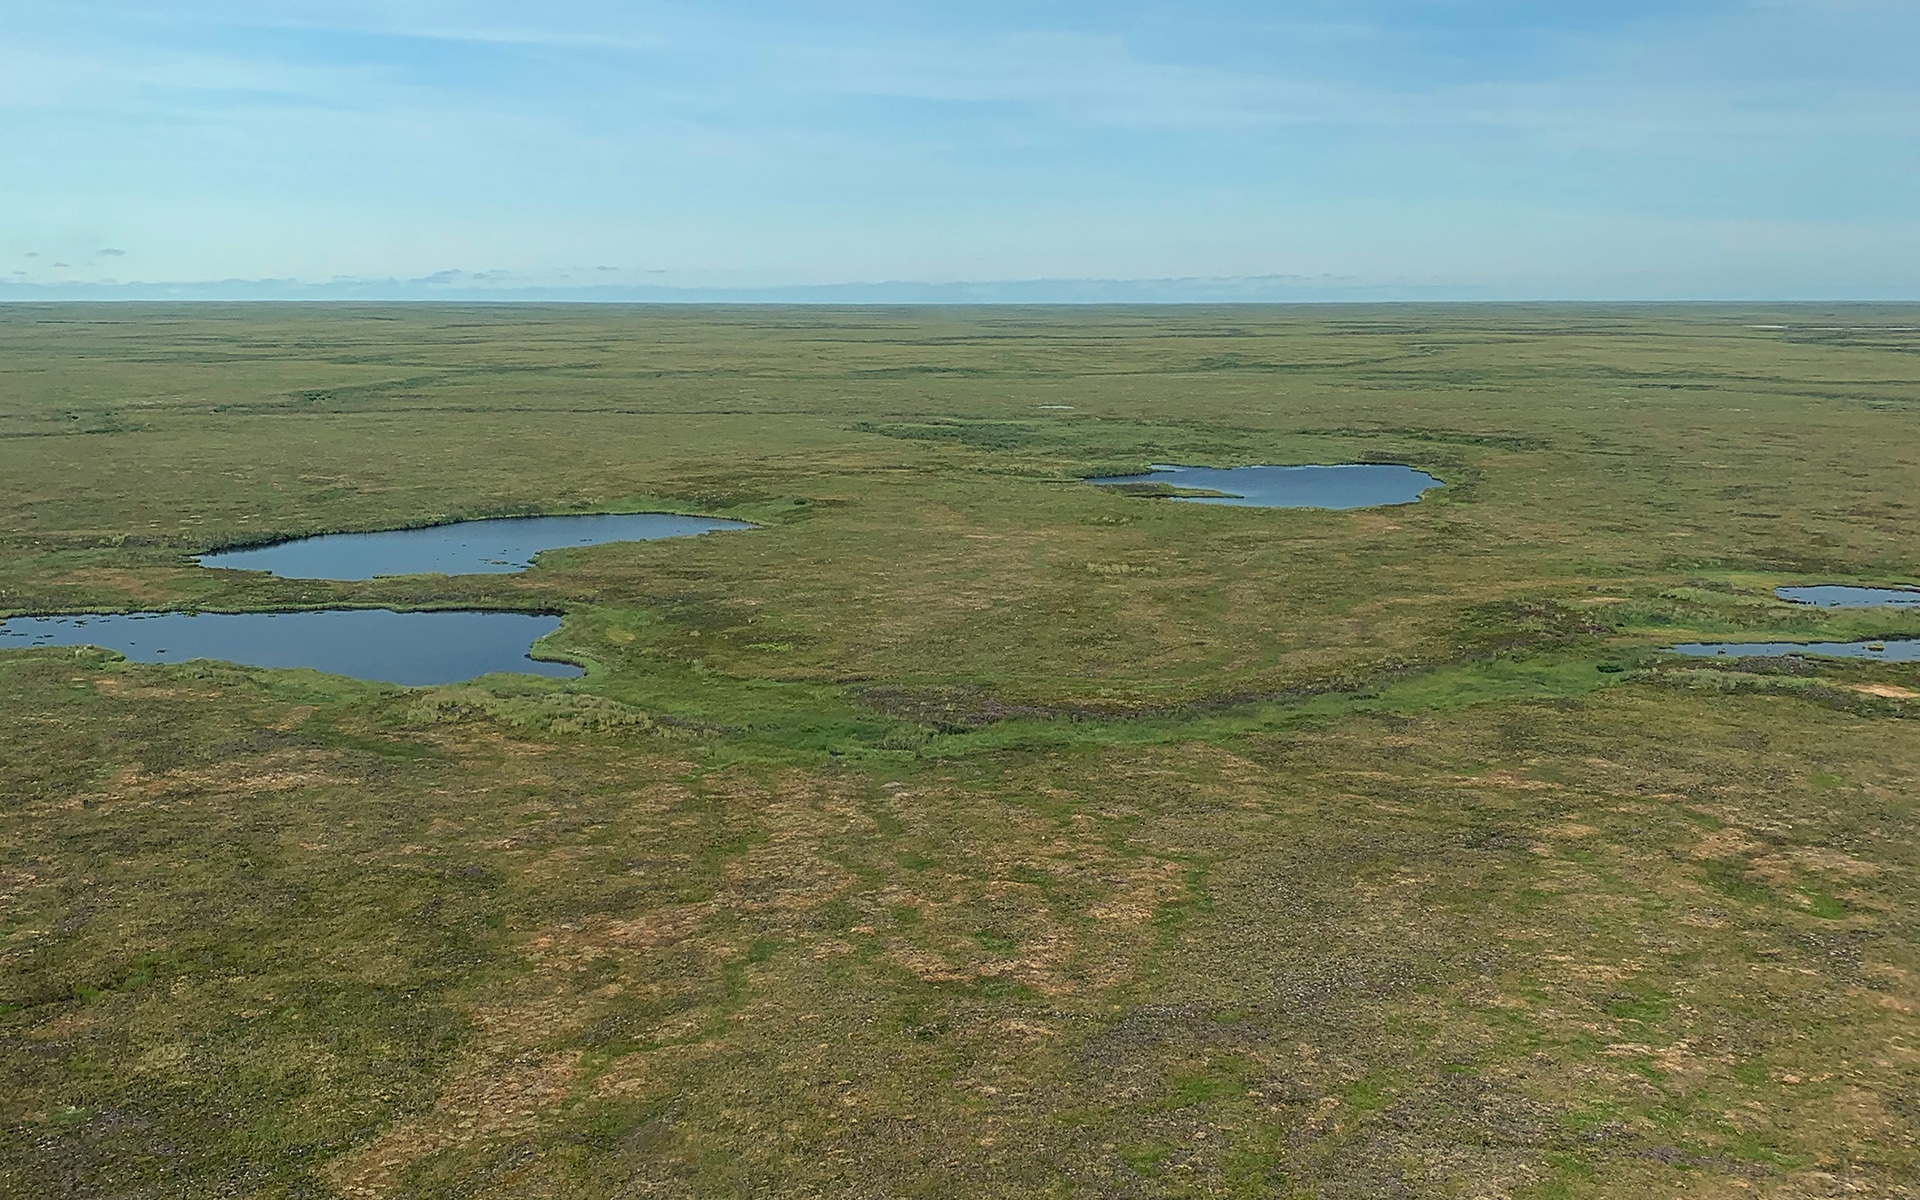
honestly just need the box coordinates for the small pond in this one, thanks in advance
[1777,585,1920,608]
[198,513,751,580]
[1086,463,1442,509]
[1667,638,1920,663]
[0,610,583,685]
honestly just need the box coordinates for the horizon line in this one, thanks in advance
[1,271,1916,307]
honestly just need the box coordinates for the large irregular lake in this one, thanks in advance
[198,513,751,580]
[1777,585,1920,607]
[1669,638,1920,663]
[1086,463,1442,509]
[0,610,583,685]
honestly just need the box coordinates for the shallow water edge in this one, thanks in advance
[199,511,752,580]
[1776,585,1920,608]
[1668,637,1920,663]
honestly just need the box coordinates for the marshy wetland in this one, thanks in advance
[1086,461,1442,508]
[4,304,1920,1198]
[3,513,748,686]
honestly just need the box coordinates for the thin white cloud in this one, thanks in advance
[9,2,1914,142]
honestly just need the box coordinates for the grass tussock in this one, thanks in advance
[405,687,657,736]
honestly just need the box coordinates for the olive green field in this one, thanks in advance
[3,303,1920,1198]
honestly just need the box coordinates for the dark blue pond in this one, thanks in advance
[1668,638,1920,663]
[1777,585,1920,608]
[198,513,751,581]
[1086,464,1442,509]
[0,610,582,685]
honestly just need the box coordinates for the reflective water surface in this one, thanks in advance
[0,609,582,685]
[199,513,751,580]
[1777,585,1920,608]
[1667,638,1920,663]
[1086,463,1442,509]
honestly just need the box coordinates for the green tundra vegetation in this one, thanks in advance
[2,303,1919,1198]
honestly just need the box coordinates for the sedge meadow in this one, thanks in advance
[3,303,1919,1197]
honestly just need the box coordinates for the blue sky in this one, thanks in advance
[3,0,1916,299]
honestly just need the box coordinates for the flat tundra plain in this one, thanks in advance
[3,304,1919,1198]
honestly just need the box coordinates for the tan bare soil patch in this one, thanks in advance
[325,1052,583,1198]
[1851,683,1919,699]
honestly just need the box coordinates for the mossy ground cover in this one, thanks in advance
[3,303,1919,1197]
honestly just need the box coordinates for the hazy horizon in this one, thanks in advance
[6,275,1920,306]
